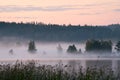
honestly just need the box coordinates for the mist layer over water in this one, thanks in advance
[0,41,120,74]
[0,42,86,60]
[0,42,119,60]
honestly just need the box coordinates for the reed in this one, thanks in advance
[0,60,119,80]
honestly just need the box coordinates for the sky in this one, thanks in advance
[0,0,120,25]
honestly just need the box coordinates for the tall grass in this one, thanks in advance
[0,60,119,80]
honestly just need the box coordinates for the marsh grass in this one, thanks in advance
[0,60,119,80]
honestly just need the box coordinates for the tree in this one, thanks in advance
[9,49,13,54]
[85,40,112,53]
[57,44,63,53]
[115,41,120,52]
[28,40,37,52]
[67,44,77,53]
[78,49,82,53]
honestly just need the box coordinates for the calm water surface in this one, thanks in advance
[0,42,120,72]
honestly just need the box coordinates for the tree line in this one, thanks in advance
[0,21,120,42]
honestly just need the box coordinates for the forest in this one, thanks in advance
[0,21,120,42]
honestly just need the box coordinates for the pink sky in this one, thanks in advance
[0,0,120,25]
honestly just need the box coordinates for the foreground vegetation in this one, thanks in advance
[0,61,120,80]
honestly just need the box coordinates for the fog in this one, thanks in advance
[0,41,120,73]
[0,42,85,60]
[0,41,119,60]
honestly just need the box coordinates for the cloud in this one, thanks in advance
[114,9,120,12]
[0,2,117,13]
[78,13,102,15]
[0,16,38,19]
[0,5,84,12]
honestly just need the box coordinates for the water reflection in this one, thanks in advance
[67,59,120,74]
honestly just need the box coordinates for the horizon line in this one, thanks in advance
[0,21,120,26]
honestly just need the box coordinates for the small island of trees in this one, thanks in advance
[85,40,112,53]
[67,44,77,53]
[67,44,82,53]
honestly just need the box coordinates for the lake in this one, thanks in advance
[0,42,120,72]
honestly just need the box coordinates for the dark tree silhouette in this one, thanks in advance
[0,21,120,42]
[67,44,77,53]
[115,41,120,52]
[78,49,82,53]
[85,40,112,52]
[9,49,13,54]
[28,41,37,52]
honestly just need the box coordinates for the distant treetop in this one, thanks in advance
[0,21,120,42]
